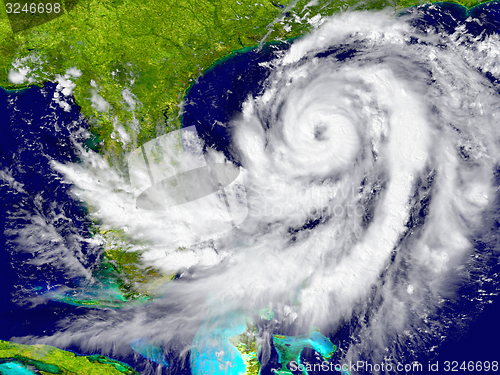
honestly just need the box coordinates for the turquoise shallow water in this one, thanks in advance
[0,362,37,375]
[130,340,169,367]
[191,314,247,375]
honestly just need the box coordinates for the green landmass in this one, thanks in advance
[0,0,302,167]
[228,324,260,375]
[0,0,491,168]
[0,340,139,374]
[96,229,171,300]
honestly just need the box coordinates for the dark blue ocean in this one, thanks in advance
[1,3,500,374]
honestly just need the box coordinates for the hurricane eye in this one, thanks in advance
[313,124,328,140]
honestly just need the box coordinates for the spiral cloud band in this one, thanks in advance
[10,7,500,375]
[222,9,500,366]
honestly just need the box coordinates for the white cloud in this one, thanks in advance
[122,87,137,111]
[8,67,30,84]
[66,67,82,78]
[90,90,110,112]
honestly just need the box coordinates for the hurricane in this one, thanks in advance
[3,5,500,375]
